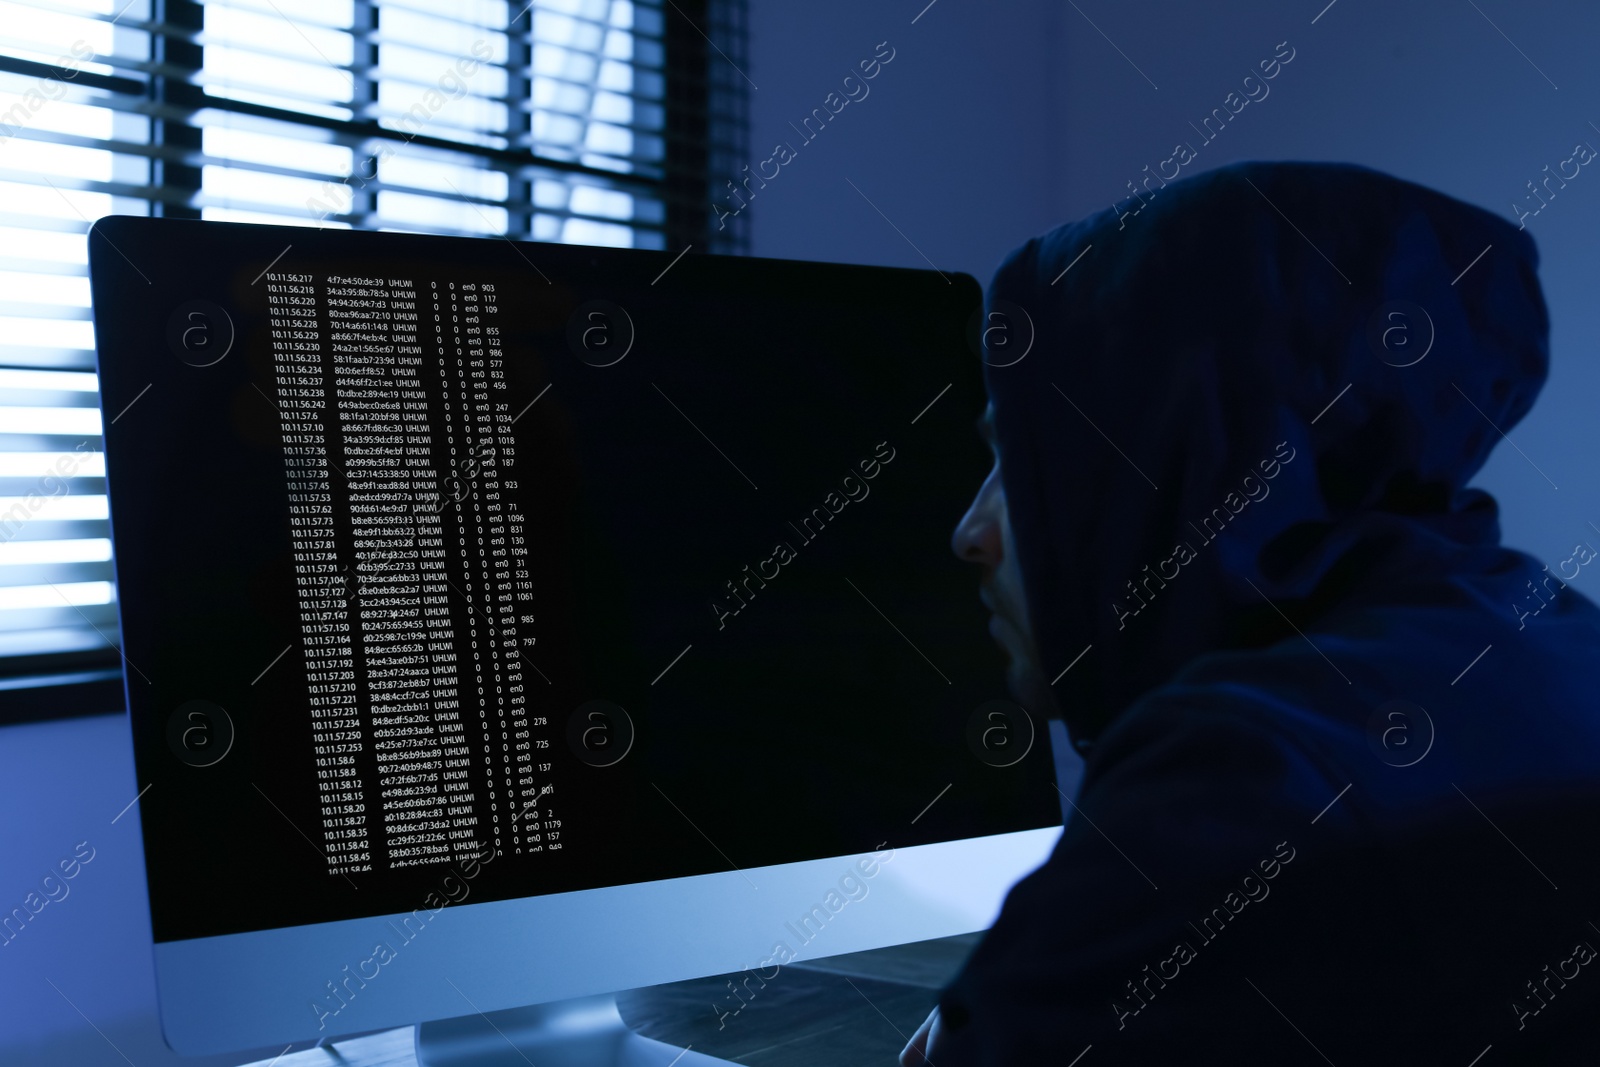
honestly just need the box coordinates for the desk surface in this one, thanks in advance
[235,933,980,1067]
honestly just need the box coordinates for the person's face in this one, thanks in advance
[951,403,1061,718]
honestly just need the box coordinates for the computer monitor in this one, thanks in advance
[86,216,1062,1064]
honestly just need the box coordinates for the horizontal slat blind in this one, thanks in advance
[0,0,149,659]
[0,0,686,667]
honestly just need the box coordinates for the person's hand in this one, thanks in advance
[899,1004,948,1065]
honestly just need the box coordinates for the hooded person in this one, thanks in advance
[905,161,1600,1064]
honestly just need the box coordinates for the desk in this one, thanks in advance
[236,933,979,1066]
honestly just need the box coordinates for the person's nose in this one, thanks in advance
[951,467,1003,567]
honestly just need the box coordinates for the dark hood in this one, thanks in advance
[983,160,1550,749]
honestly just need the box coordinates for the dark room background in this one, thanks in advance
[3,1,1597,1063]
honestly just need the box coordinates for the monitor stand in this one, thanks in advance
[415,992,740,1066]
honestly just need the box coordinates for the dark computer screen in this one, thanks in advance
[87,217,1060,943]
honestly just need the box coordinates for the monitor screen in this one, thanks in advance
[87,217,1060,957]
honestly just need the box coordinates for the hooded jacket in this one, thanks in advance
[932,161,1600,1062]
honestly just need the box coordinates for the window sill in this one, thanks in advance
[0,668,125,726]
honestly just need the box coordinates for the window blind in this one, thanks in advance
[0,0,745,687]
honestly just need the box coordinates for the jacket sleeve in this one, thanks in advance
[928,691,1353,1065]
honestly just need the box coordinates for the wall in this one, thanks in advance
[739,0,1069,285]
